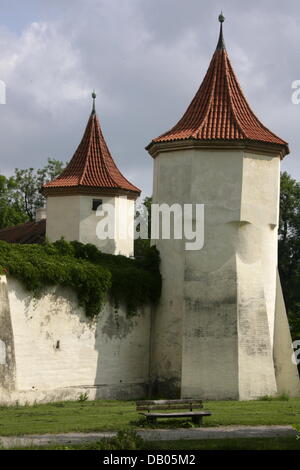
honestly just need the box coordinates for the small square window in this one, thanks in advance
[92,199,102,211]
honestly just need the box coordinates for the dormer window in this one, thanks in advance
[92,199,102,211]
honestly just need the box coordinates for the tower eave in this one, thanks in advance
[146,138,289,160]
[42,185,141,200]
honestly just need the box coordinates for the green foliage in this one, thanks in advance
[258,394,290,402]
[0,175,28,229]
[279,171,300,339]
[258,395,274,401]
[0,240,110,317]
[134,238,151,258]
[0,239,161,318]
[277,393,290,401]
[52,239,162,315]
[78,392,89,403]
[0,158,65,228]
[134,196,152,257]
[101,430,144,450]
[13,158,65,220]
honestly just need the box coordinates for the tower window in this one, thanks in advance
[92,199,102,211]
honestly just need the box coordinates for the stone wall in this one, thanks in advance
[0,276,151,405]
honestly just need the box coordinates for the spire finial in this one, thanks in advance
[92,90,96,114]
[218,11,225,23]
[216,12,226,50]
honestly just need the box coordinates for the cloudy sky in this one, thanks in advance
[0,0,299,197]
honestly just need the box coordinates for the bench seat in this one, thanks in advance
[136,401,212,425]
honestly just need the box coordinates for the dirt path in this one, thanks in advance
[0,425,297,448]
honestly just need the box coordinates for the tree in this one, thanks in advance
[278,171,300,339]
[0,175,27,229]
[134,196,152,257]
[13,158,65,220]
[0,158,65,228]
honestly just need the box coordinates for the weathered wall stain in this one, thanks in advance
[102,310,136,340]
[0,278,16,392]
[0,276,151,405]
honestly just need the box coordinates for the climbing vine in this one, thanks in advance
[0,240,161,318]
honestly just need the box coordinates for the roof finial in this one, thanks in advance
[92,90,96,114]
[219,11,225,23]
[216,12,226,50]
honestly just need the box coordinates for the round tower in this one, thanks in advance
[42,93,140,256]
[146,16,300,399]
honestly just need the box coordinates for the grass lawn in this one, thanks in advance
[3,437,300,451]
[0,397,300,437]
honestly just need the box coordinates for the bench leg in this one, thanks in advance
[146,416,157,425]
[192,416,203,426]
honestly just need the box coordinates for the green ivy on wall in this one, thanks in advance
[0,239,161,318]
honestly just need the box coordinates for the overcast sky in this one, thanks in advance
[0,0,299,197]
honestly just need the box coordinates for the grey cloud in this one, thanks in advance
[0,0,299,197]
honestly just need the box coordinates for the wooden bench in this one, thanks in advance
[136,399,212,426]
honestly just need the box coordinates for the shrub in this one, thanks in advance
[78,392,89,403]
[0,240,161,318]
[103,431,144,450]
[258,395,273,401]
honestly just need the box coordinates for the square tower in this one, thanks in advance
[42,94,140,257]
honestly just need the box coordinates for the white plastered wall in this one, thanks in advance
[0,276,151,404]
[46,194,135,257]
[151,147,300,399]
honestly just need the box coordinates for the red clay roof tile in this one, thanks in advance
[43,110,141,197]
[0,219,46,244]
[147,22,289,156]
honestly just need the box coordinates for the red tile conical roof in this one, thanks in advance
[147,17,289,157]
[43,99,140,198]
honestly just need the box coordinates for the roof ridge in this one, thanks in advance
[93,114,121,188]
[191,54,219,138]
[78,112,94,186]
[223,50,246,140]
